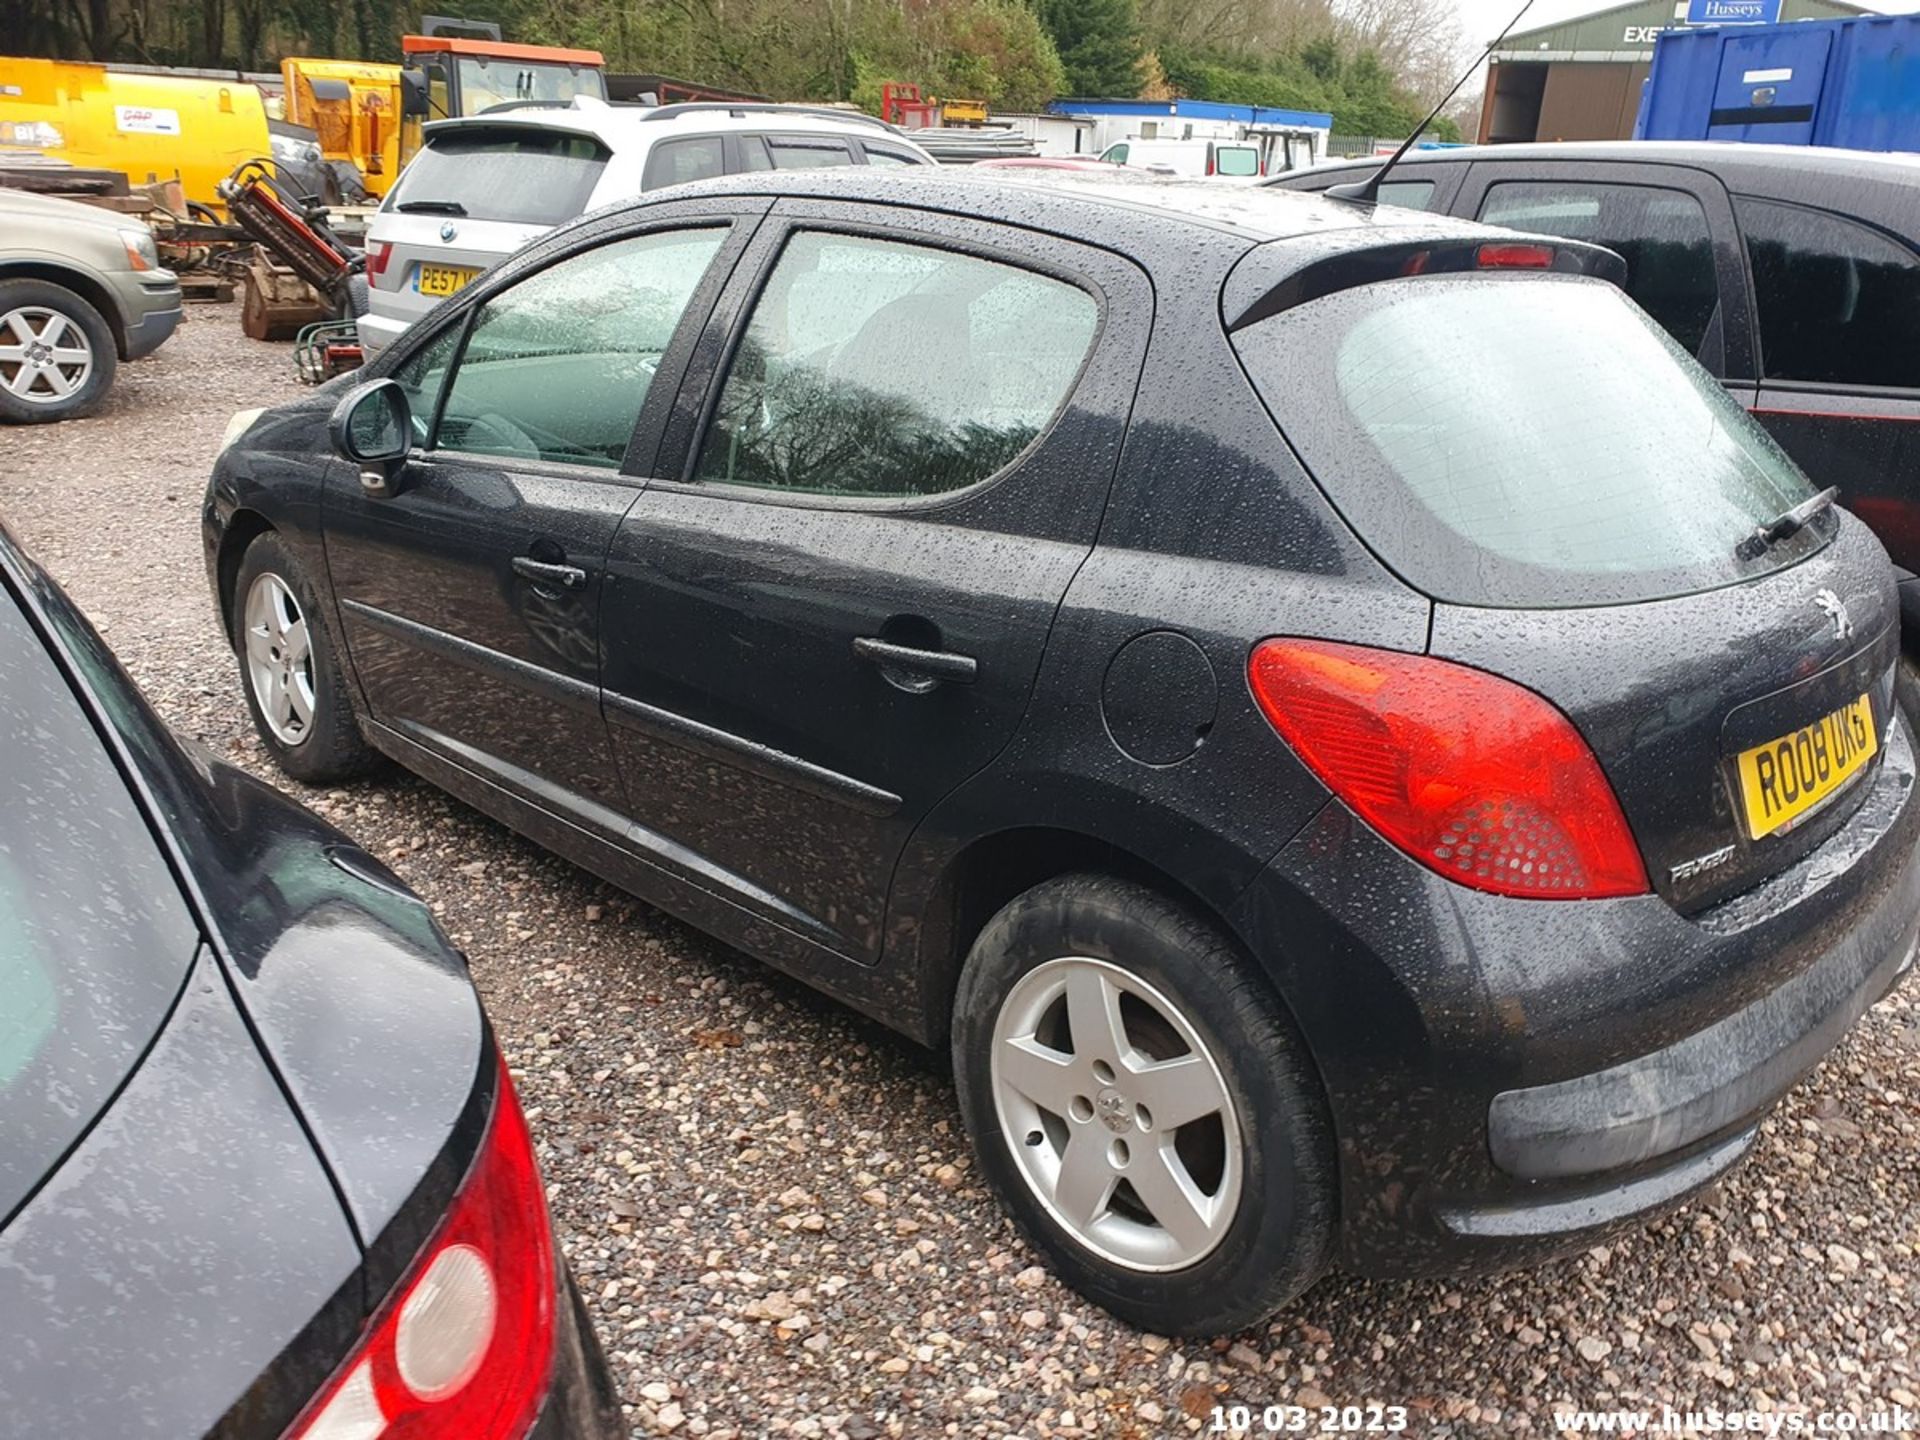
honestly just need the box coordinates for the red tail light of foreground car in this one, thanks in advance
[286,1058,556,1440]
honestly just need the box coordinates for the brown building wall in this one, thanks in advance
[1536,61,1650,140]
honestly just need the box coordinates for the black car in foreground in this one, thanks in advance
[0,523,619,1437]
[204,170,1920,1336]
[1272,142,1920,639]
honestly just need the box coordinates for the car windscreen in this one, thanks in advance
[0,590,198,1225]
[457,57,607,110]
[385,127,610,227]
[1231,273,1831,608]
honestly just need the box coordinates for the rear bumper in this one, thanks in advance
[1234,705,1920,1277]
[1486,870,1917,1183]
[355,307,411,354]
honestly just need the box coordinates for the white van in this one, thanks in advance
[1098,137,1264,180]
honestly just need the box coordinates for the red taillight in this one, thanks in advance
[285,1057,556,1440]
[1248,639,1648,900]
[1476,242,1556,270]
[365,238,392,285]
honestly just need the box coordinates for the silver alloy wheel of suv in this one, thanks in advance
[243,570,316,746]
[0,305,93,407]
[989,955,1244,1271]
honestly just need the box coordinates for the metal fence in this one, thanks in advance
[1328,134,1393,158]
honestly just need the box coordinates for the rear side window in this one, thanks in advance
[1232,274,1826,608]
[1376,179,1435,211]
[765,136,854,171]
[0,593,197,1223]
[1479,181,1720,357]
[435,227,725,467]
[642,136,726,191]
[1297,176,1435,210]
[384,127,609,226]
[692,230,1098,497]
[1738,198,1920,391]
[862,146,922,167]
[1215,146,1259,177]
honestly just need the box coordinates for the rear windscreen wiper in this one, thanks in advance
[394,199,468,215]
[1737,486,1838,560]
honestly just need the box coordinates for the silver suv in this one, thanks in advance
[358,100,936,353]
[0,187,181,422]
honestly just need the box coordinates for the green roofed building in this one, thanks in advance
[1476,0,1866,143]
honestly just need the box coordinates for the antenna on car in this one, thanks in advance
[1327,0,1538,204]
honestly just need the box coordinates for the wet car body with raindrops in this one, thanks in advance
[0,523,620,1438]
[200,170,1920,1336]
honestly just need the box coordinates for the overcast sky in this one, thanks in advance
[1453,0,1920,55]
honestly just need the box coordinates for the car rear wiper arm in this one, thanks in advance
[1737,486,1838,560]
[394,199,468,215]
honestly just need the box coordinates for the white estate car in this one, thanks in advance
[358,100,937,353]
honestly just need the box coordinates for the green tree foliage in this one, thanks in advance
[1158,42,1457,137]
[7,0,1446,135]
[1035,0,1144,98]
[4,0,1063,109]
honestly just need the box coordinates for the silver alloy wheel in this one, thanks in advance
[243,572,317,746]
[990,956,1243,1272]
[0,306,94,405]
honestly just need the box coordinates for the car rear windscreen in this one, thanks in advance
[1232,273,1831,608]
[0,593,197,1225]
[1215,147,1259,177]
[385,127,611,227]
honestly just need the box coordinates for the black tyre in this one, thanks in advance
[231,532,378,783]
[953,873,1337,1336]
[0,278,118,423]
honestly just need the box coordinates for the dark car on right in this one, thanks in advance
[1272,142,1920,638]
[201,170,1920,1337]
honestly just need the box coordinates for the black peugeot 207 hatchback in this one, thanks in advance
[202,169,1920,1337]
[0,525,619,1436]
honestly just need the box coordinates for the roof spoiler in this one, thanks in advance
[1226,234,1629,332]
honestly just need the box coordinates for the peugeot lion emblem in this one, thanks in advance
[1815,588,1853,643]
[439,220,458,242]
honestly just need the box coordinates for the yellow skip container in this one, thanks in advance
[0,57,272,213]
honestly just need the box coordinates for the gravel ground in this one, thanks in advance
[6,312,1920,1439]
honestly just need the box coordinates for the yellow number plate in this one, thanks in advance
[1735,693,1876,838]
[415,263,479,298]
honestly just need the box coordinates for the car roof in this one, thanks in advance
[1299,140,1920,192]
[646,165,1509,247]
[423,99,922,150]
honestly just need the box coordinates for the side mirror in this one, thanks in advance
[329,379,413,497]
[399,68,430,119]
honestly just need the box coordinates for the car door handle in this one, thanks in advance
[853,636,978,686]
[511,556,588,591]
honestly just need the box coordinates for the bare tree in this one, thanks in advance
[1332,0,1467,105]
